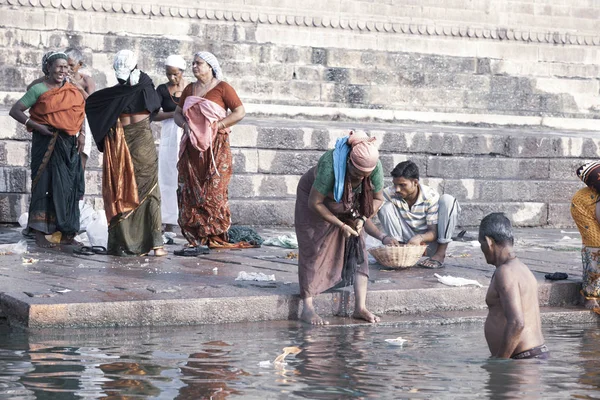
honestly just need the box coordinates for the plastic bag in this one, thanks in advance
[79,200,95,232]
[18,213,28,229]
[86,211,108,248]
[263,234,298,249]
[0,240,28,255]
[235,271,275,282]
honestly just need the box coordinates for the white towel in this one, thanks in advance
[434,273,483,287]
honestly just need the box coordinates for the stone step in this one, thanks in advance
[0,278,584,328]
[0,113,593,227]
[228,173,582,204]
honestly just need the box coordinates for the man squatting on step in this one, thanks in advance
[364,160,460,269]
[479,213,548,359]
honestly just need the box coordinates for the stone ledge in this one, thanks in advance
[1,2,599,47]
[0,281,581,329]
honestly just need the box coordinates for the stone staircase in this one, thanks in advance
[0,109,589,228]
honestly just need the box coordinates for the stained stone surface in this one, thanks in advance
[0,225,589,329]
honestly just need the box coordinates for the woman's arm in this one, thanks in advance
[153,111,175,122]
[308,187,358,238]
[9,101,53,136]
[371,189,384,218]
[173,106,186,128]
[217,105,245,130]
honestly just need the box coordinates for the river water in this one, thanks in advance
[0,321,598,399]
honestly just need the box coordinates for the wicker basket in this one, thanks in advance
[369,244,427,268]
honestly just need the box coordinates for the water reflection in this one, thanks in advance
[1,323,600,398]
[482,358,543,399]
[175,340,249,400]
[99,361,162,398]
[293,327,374,399]
[579,328,600,392]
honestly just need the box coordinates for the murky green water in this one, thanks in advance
[0,321,598,399]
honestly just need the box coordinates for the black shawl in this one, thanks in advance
[85,71,161,152]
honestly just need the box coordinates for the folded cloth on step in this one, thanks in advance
[235,271,276,282]
[434,273,483,287]
[228,226,264,245]
[263,234,298,249]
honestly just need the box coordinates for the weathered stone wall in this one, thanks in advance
[0,0,599,228]
[1,0,600,119]
[0,111,591,228]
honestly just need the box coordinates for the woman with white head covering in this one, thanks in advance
[154,55,187,234]
[173,51,246,255]
[86,49,167,257]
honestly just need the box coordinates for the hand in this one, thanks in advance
[355,217,365,234]
[382,236,400,246]
[408,234,424,246]
[35,123,54,136]
[215,120,227,133]
[77,134,85,153]
[340,223,359,238]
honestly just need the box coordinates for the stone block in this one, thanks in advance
[548,203,576,228]
[84,170,103,196]
[459,202,548,227]
[0,167,28,193]
[230,125,258,148]
[257,150,321,174]
[231,149,259,173]
[0,193,29,223]
[443,179,583,203]
[229,174,299,198]
[426,156,550,179]
[549,159,593,181]
[378,154,428,177]
[230,199,295,226]
[0,141,30,167]
[256,127,307,150]
[380,129,508,156]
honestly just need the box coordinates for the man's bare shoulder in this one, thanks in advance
[494,259,536,288]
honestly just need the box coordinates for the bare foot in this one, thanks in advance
[300,308,329,325]
[35,231,57,248]
[352,308,381,323]
[584,298,599,310]
[154,248,168,257]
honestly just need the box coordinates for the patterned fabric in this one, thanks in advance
[577,161,600,193]
[42,51,67,75]
[177,130,235,247]
[581,246,600,299]
[382,183,440,233]
[194,51,223,80]
[571,187,600,247]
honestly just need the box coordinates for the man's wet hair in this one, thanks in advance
[479,213,514,246]
[65,48,84,64]
[391,160,419,180]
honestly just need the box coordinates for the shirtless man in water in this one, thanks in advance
[479,213,548,360]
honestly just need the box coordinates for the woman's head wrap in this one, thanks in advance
[348,131,379,172]
[194,51,222,80]
[165,55,186,71]
[42,51,68,76]
[113,50,141,85]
